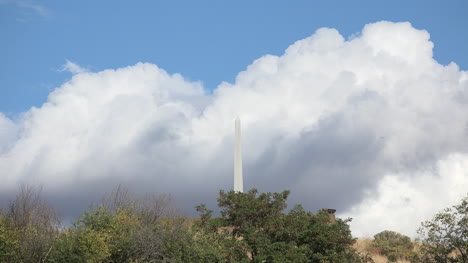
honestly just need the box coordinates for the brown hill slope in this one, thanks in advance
[354,239,411,263]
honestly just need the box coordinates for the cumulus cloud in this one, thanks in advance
[0,21,467,236]
[341,153,468,237]
[0,113,18,154]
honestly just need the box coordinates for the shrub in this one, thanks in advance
[372,230,414,261]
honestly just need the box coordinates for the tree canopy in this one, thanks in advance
[196,189,369,263]
[417,195,468,263]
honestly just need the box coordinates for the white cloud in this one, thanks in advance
[0,113,18,154]
[340,153,468,238]
[0,21,467,236]
[61,60,89,75]
[1,0,50,19]
[17,0,49,17]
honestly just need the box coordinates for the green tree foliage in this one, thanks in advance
[47,228,111,263]
[0,185,60,263]
[0,214,18,262]
[417,195,468,263]
[197,189,369,263]
[1,185,378,262]
[47,185,226,263]
[371,230,414,262]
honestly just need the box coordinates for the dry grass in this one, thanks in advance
[354,239,411,263]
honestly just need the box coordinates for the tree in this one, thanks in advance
[372,230,414,262]
[0,213,18,263]
[47,228,111,263]
[48,185,226,263]
[0,185,60,263]
[417,195,467,263]
[197,189,366,262]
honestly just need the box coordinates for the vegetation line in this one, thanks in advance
[0,184,466,262]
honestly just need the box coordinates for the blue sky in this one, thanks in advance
[1,0,467,114]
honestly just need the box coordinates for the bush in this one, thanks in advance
[48,228,110,263]
[372,230,414,261]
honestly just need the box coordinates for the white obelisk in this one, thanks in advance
[234,117,243,193]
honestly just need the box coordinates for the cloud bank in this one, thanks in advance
[1,21,467,237]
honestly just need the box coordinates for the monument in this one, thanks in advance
[234,117,243,193]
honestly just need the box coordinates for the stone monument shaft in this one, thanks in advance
[234,117,243,193]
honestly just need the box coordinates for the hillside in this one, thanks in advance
[354,239,411,263]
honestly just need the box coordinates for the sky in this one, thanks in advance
[1,0,468,237]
